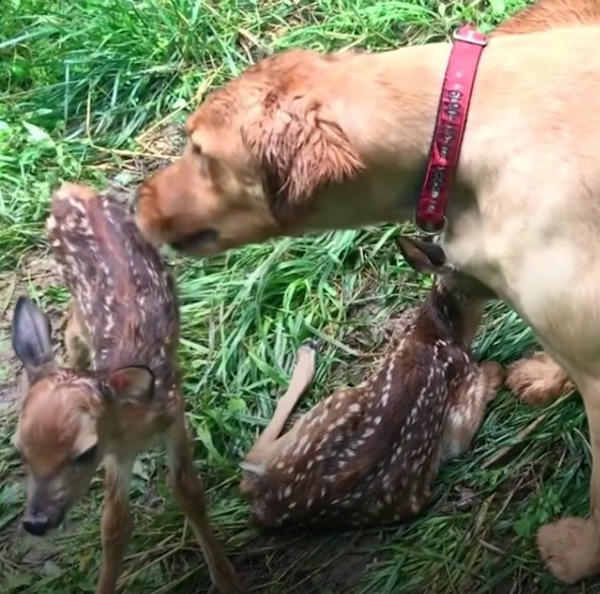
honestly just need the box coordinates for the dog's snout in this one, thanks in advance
[134,177,173,246]
[170,228,220,252]
[22,510,51,536]
[135,178,154,208]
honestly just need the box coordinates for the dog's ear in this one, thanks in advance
[242,92,364,222]
[397,235,455,274]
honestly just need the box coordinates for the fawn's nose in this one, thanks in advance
[22,511,50,536]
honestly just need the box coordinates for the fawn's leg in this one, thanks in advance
[96,456,134,594]
[165,415,240,594]
[64,303,91,369]
[441,361,505,460]
[537,373,600,583]
[243,341,317,465]
[505,351,576,406]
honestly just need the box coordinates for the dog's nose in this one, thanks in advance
[22,511,50,536]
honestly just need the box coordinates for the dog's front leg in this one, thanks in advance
[537,374,600,583]
[96,456,134,594]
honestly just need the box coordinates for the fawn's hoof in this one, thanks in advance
[537,517,600,584]
[301,339,319,354]
[210,558,242,594]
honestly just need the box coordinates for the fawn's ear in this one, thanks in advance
[101,365,155,405]
[11,295,56,382]
[397,235,455,275]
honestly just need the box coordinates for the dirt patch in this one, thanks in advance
[0,271,20,409]
[235,531,380,593]
[0,327,18,406]
[0,248,70,408]
[162,529,388,594]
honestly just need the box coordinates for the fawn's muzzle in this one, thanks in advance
[22,509,52,536]
[22,495,65,536]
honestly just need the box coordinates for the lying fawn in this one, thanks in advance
[240,236,504,528]
[10,183,240,593]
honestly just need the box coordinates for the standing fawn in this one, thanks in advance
[10,183,240,593]
[240,236,504,528]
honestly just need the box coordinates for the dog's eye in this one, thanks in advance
[74,444,98,465]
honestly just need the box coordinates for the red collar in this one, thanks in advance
[415,25,488,236]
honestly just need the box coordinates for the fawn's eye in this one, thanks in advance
[73,444,98,465]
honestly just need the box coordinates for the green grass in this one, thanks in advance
[0,0,595,592]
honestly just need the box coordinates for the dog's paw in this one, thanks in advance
[537,517,600,584]
[505,352,574,406]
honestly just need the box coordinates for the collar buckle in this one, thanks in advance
[453,26,488,47]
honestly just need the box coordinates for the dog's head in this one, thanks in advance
[135,49,368,256]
